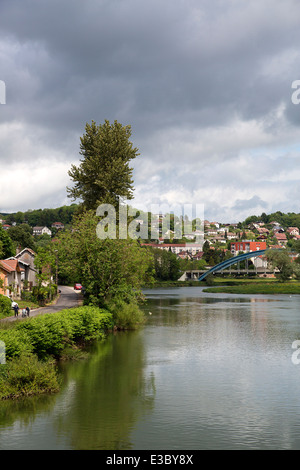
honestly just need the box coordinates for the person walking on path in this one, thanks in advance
[12,302,19,317]
[26,306,30,317]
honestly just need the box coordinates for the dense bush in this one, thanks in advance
[107,298,146,330]
[0,306,113,361]
[0,294,12,318]
[0,306,113,399]
[0,354,60,399]
[0,328,33,358]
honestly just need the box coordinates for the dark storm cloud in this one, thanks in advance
[1,0,299,130]
[0,0,300,218]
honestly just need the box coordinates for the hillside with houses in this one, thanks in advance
[0,206,300,299]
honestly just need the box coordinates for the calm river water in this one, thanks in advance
[1,287,300,450]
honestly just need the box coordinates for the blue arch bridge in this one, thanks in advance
[197,249,268,282]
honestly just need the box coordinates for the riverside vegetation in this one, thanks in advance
[0,306,113,399]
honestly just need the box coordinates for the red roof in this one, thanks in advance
[0,260,23,273]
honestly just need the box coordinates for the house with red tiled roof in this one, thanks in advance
[274,232,288,246]
[287,227,300,238]
[7,247,37,289]
[51,221,65,230]
[0,259,23,297]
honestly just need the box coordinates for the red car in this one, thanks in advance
[74,283,82,290]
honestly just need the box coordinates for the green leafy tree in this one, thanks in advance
[151,248,180,281]
[266,250,294,281]
[34,247,57,303]
[8,224,35,251]
[0,226,14,258]
[54,211,153,306]
[67,120,139,210]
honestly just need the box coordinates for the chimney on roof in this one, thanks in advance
[16,244,21,255]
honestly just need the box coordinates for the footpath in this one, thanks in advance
[1,286,83,323]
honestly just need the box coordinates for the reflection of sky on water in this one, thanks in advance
[134,288,300,449]
[1,288,300,449]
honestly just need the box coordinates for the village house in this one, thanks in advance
[141,242,204,256]
[33,226,52,236]
[51,221,65,230]
[192,251,204,260]
[205,229,218,236]
[287,227,300,237]
[209,235,227,244]
[274,232,288,246]
[0,259,23,298]
[7,248,37,289]
[256,227,269,235]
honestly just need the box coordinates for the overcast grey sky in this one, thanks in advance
[0,0,300,222]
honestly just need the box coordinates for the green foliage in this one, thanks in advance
[0,328,34,358]
[0,225,14,258]
[292,264,300,280]
[14,307,113,360]
[243,211,300,230]
[0,306,113,399]
[0,354,60,399]
[107,298,146,329]
[0,294,12,318]
[55,211,154,305]
[7,224,35,250]
[33,246,58,304]
[266,250,294,281]
[178,257,206,271]
[0,306,113,362]
[4,204,78,228]
[151,248,180,281]
[204,274,215,286]
[67,120,139,210]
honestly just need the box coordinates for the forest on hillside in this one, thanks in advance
[0,204,79,227]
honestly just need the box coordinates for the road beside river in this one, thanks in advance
[1,286,82,322]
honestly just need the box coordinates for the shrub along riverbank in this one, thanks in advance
[0,306,113,400]
[143,277,300,294]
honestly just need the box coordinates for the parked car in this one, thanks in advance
[74,283,82,290]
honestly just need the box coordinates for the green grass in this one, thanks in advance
[143,277,300,295]
[203,279,300,295]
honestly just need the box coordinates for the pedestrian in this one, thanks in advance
[13,303,19,317]
[26,306,30,317]
[22,308,26,318]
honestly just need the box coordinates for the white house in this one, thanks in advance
[33,226,52,236]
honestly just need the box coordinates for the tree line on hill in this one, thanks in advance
[0,204,78,228]
[241,211,300,230]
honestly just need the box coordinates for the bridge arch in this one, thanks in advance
[198,249,267,281]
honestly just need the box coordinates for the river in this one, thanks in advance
[1,287,300,450]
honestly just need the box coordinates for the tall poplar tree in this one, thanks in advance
[67,120,139,210]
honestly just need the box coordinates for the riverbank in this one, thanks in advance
[203,281,300,295]
[143,278,300,294]
[0,306,113,400]
[201,278,300,295]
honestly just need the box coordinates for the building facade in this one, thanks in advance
[230,240,267,256]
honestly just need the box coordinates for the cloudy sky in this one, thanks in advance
[0,0,300,222]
